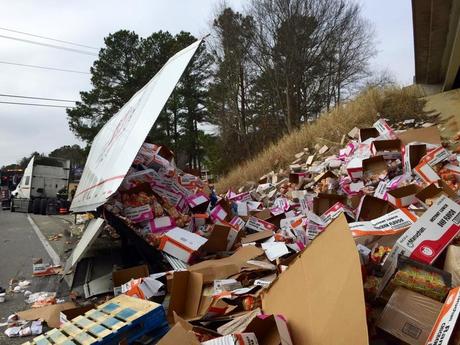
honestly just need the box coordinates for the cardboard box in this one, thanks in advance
[202,224,242,254]
[186,193,210,214]
[112,264,149,296]
[262,215,368,345]
[243,314,293,345]
[402,143,426,175]
[386,196,460,267]
[415,181,458,207]
[373,118,395,139]
[210,204,230,223]
[426,286,460,345]
[371,139,401,160]
[414,147,450,184]
[124,204,154,223]
[356,195,396,221]
[312,193,347,216]
[387,184,420,207]
[362,155,388,181]
[391,256,451,301]
[346,158,363,180]
[246,216,277,232]
[168,271,204,321]
[190,245,264,283]
[377,287,442,345]
[359,127,380,142]
[142,215,176,233]
[159,227,208,263]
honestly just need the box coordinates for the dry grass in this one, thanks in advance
[216,86,427,193]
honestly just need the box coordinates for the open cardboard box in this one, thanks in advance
[312,193,347,216]
[415,180,458,207]
[112,264,149,295]
[359,127,380,142]
[202,224,242,254]
[362,156,388,181]
[371,139,401,160]
[262,215,368,345]
[243,314,293,345]
[402,143,427,175]
[356,195,396,221]
[387,184,420,208]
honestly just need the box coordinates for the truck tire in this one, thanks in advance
[40,199,48,215]
[32,199,41,214]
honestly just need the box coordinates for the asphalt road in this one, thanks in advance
[0,209,68,344]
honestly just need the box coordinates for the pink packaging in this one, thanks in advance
[210,205,228,223]
[124,204,154,223]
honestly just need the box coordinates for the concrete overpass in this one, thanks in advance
[413,0,460,92]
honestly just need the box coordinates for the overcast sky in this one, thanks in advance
[0,0,414,167]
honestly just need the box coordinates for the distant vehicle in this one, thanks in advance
[11,156,70,214]
[1,187,10,210]
[0,168,23,191]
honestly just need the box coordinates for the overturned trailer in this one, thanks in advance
[65,39,204,291]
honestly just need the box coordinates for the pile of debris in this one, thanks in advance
[9,116,460,344]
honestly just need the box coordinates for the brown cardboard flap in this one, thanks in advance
[202,224,231,254]
[415,181,458,204]
[168,271,204,321]
[387,184,420,199]
[241,230,274,244]
[407,144,427,169]
[190,245,264,283]
[373,139,401,153]
[157,322,200,345]
[397,126,441,146]
[17,302,76,329]
[112,264,149,288]
[262,215,368,345]
[244,314,293,345]
[60,304,95,322]
[358,195,395,221]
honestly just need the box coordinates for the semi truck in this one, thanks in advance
[11,156,71,214]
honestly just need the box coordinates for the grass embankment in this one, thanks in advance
[216,87,428,193]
